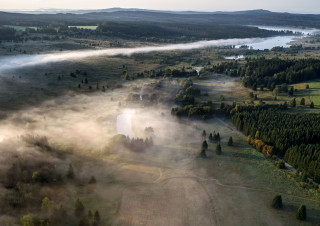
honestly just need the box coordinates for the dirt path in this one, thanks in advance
[214,116,247,140]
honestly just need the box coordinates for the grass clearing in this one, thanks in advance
[68,26,98,30]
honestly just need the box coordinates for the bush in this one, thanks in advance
[296,205,307,221]
[271,195,283,209]
[277,161,286,169]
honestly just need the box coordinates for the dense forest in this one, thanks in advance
[96,22,287,42]
[241,58,320,90]
[231,105,320,182]
[0,22,288,43]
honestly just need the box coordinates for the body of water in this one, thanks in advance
[224,55,245,60]
[0,26,319,72]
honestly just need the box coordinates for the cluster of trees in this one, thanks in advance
[206,61,243,77]
[199,130,227,157]
[20,197,101,226]
[174,79,200,105]
[110,134,154,152]
[271,195,307,221]
[171,102,213,119]
[199,140,222,157]
[0,26,17,41]
[134,68,197,80]
[1,134,105,226]
[241,58,320,91]
[208,131,221,143]
[231,105,320,182]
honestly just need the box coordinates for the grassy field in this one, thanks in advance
[196,74,320,113]
[293,79,320,108]
[68,26,98,30]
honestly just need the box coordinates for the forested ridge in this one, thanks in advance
[231,106,320,182]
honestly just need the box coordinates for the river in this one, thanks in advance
[1,26,319,72]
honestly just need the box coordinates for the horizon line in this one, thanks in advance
[0,7,319,15]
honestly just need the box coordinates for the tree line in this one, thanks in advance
[231,105,320,182]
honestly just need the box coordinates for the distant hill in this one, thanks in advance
[0,9,319,28]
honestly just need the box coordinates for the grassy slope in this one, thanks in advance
[193,77,320,225]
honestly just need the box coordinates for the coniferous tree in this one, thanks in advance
[252,83,257,91]
[74,199,85,218]
[288,87,294,96]
[290,98,296,107]
[296,205,307,221]
[67,164,74,179]
[217,133,220,142]
[94,211,100,223]
[300,172,307,182]
[208,133,213,143]
[310,102,314,108]
[202,140,208,151]
[216,142,222,155]
[202,130,206,138]
[89,176,96,184]
[228,136,233,146]
[79,216,90,226]
[300,98,305,106]
[271,195,283,209]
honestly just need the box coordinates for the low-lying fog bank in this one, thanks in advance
[0,30,311,73]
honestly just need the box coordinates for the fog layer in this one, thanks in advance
[0,38,262,72]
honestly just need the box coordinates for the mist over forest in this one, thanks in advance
[0,4,320,226]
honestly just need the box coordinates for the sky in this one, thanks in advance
[0,0,320,13]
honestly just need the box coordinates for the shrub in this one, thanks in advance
[296,205,307,221]
[271,195,283,209]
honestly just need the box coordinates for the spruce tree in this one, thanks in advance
[74,198,85,218]
[79,216,90,226]
[296,205,306,221]
[300,172,307,182]
[94,211,100,223]
[202,130,206,138]
[67,164,74,179]
[208,133,213,143]
[288,87,294,96]
[290,98,296,107]
[310,102,314,108]
[300,98,305,106]
[228,136,233,146]
[89,176,96,184]
[216,142,222,155]
[271,195,283,209]
[202,140,208,151]
[217,133,220,142]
